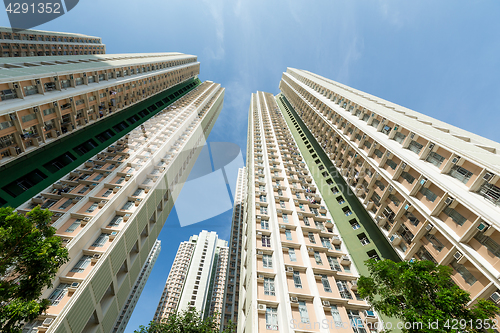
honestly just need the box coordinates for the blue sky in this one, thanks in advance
[2,0,500,331]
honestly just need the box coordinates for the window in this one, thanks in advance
[321,275,332,292]
[357,233,370,246]
[314,251,323,265]
[330,305,343,327]
[86,203,98,213]
[285,229,292,240]
[321,237,333,250]
[260,207,268,215]
[282,213,289,223]
[70,255,91,273]
[293,271,302,288]
[408,140,423,154]
[122,201,134,210]
[264,277,275,296]
[337,280,352,299]
[474,233,500,258]
[401,171,415,184]
[386,159,397,170]
[303,217,310,226]
[388,194,400,207]
[92,233,109,247]
[65,219,81,233]
[107,216,123,227]
[262,235,271,247]
[48,283,70,305]
[425,233,444,252]
[58,199,72,210]
[21,113,37,123]
[298,301,309,323]
[348,309,367,333]
[442,206,467,226]
[261,220,269,230]
[260,195,267,202]
[373,149,383,158]
[393,132,406,144]
[419,187,438,202]
[102,189,113,197]
[449,165,473,184]
[43,108,55,116]
[93,174,104,181]
[308,233,316,244]
[265,307,278,330]
[350,220,361,230]
[78,186,89,194]
[405,211,420,226]
[328,256,342,271]
[451,260,477,286]
[263,254,272,268]
[426,151,445,168]
[288,248,297,262]
[280,200,286,208]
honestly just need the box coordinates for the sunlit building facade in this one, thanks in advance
[238,91,382,333]
[278,68,500,322]
[221,167,247,330]
[17,77,224,333]
[154,231,228,323]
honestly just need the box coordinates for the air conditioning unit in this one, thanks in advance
[135,198,142,206]
[98,200,106,207]
[53,213,62,217]
[451,156,461,164]
[257,215,261,219]
[280,225,287,230]
[125,174,131,180]
[257,250,264,256]
[290,297,299,302]
[490,292,500,304]
[257,304,266,312]
[113,186,120,193]
[453,251,464,263]
[410,133,415,139]
[256,231,262,239]
[341,256,351,264]
[390,235,401,246]
[307,247,314,253]
[388,185,394,193]
[14,83,19,89]
[401,162,407,170]
[483,172,494,182]
[444,197,454,206]
[365,310,376,318]
[404,203,412,210]
[110,231,118,236]
[425,224,435,234]
[68,282,80,292]
[258,274,264,280]
[93,253,101,259]
[42,318,53,326]
[83,217,91,222]
[287,267,294,273]
[420,178,428,187]
[428,143,435,150]
[322,301,330,307]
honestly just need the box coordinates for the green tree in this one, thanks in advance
[134,307,236,333]
[358,259,498,333]
[0,206,69,333]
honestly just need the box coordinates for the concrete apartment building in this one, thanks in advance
[112,240,161,333]
[221,167,247,330]
[17,78,224,333]
[237,91,383,333]
[154,231,229,323]
[275,68,500,324]
[0,27,105,57]
[4,28,225,333]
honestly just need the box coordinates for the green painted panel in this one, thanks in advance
[125,217,138,253]
[117,276,131,309]
[102,299,119,333]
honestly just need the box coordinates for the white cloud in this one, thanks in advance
[202,0,226,60]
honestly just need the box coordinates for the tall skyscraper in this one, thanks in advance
[154,231,229,323]
[238,91,383,333]
[8,28,224,332]
[221,167,246,330]
[0,27,105,57]
[276,68,500,322]
[112,240,161,333]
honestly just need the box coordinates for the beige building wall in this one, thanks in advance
[18,80,225,333]
[279,68,500,321]
[238,91,381,333]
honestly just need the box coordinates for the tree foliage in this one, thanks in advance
[358,259,498,333]
[134,307,236,333]
[0,206,69,333]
